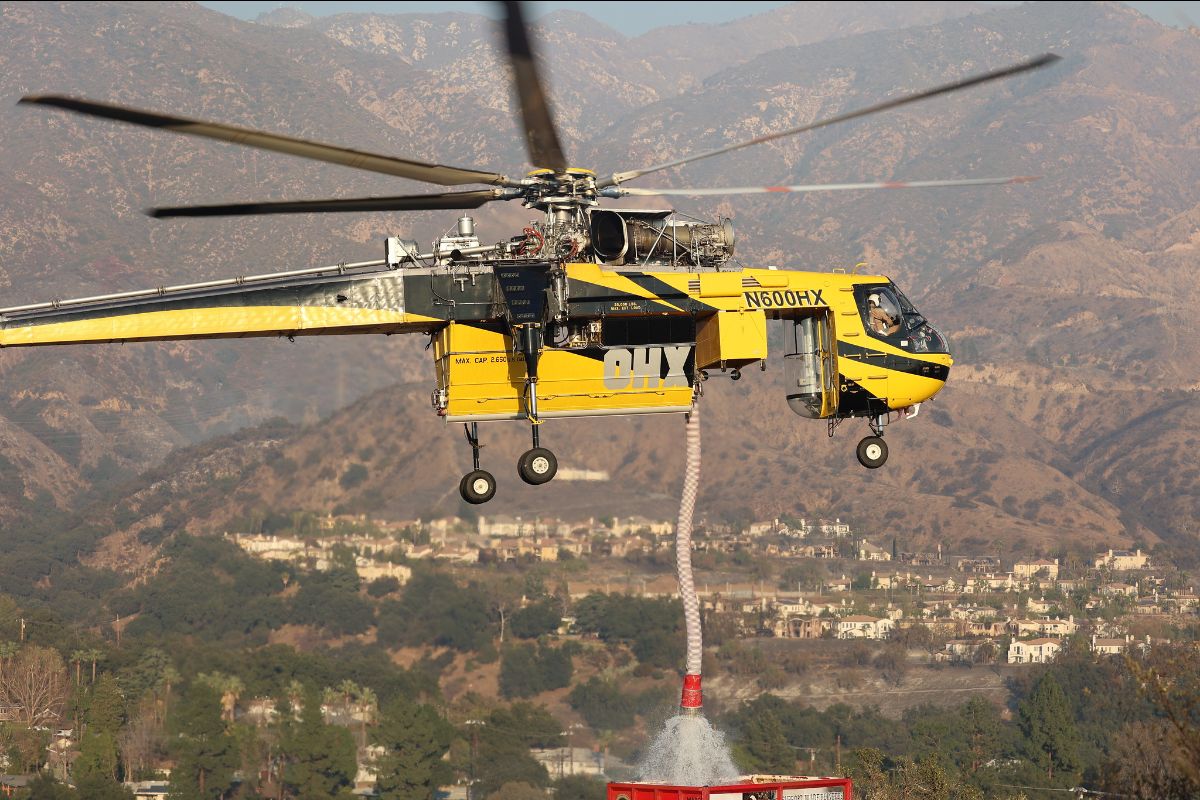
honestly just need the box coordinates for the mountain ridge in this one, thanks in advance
[0,1,1196,568]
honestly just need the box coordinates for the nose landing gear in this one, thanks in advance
[856,436,888,469]
[856,414,889,469]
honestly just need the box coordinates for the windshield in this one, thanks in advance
[857,284,949,355]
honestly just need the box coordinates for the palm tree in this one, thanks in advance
[84,648,105,683]
[222,675,244,722]
[70,650,88,685]
[286,679,305,717]
[158,664,181,724]
[336,679,360,726]
[322,686,341,716]
[355,686,377,749]
[197,672,243,722]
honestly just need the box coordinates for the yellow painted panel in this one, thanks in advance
[0,306,423,347]
[436,323,694,419]
[697,273,742,298]
[695,310,767,370]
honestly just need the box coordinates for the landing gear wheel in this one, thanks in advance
[460,470,497,504]
[518,447,558,485]
[856,436,888,469]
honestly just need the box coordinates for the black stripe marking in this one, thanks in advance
[837,341,950,381]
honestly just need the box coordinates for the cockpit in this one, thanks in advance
[857,283,949,355]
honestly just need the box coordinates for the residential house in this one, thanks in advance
[1026,597,1054,614]
[812,518,852,537]
[1009,616,1075,638]
[958,557,1002,574]
[355,559,412,584]
[1091,635,1133,656]
[937,639,990,663]
[779,616,828,639]
[611,517,673,537]
[1094,548,1149,571]
[1008,637,1062,664]
[1013,559,1059,580]
[857,539,891,561]
[836,615,895,640]
[1038,616,1077,637]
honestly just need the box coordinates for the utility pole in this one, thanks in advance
[466,720,483,800]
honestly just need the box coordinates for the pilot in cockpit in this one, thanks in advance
[868,293,901,336]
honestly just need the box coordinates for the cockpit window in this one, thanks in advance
[866,289,903,337]
[856,284,950,355]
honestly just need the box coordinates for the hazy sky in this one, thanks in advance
[199,1,1200,35]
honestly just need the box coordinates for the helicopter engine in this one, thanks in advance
[589,209,734,268]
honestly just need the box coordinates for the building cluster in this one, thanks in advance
[681,551,1192,665]
[225,513,1192,668]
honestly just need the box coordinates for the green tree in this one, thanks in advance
[379,572,492,652]
[474,729,549,797]
[25,773,80,800]
[499,645,573,699]
[472,704,560,796]
[1020,673,1079,780]
[737,709,794,774]
[372,701,454,800]
[279,684,357,799]
[959,697,1001,772]
[73,730,121,785]
[487,704,564,749]
[86,674,126,735]
[567,678,633,732]
[851,748,982,800]
[168,682,239,800]
[554,775,606,800]
[510,600,561,639]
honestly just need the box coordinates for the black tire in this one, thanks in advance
[856,436,888,469]
[460,470,497,504]
[517,447,558,485]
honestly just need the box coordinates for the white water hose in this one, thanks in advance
[676,402,704,710]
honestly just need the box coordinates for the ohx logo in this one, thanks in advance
[603,346,691,390]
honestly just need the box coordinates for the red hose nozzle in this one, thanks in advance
[680,673,703,710]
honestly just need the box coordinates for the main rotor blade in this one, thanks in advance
[502,1,568,172]
[148,190,505,218]
[21,95,515,188]
[599,53,1061,188]
[616,175,1040,197]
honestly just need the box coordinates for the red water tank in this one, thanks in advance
[608,776,852,800]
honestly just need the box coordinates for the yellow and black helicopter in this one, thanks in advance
[1,3,1058,504]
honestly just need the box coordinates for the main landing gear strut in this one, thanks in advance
[856,414,889,469]
[459,422,497,505]
[516,323,558,487]
[457,323,558,505]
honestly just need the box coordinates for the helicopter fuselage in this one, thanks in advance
[0,257,951,428]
